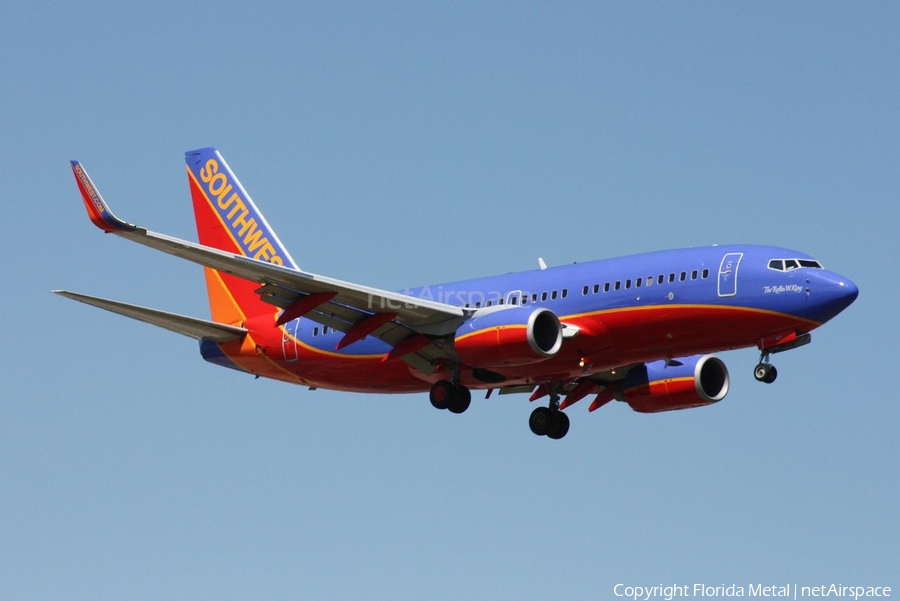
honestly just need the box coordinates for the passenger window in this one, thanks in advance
[668,273,675,283]
[551,290,558,300]
[646,276,653,287]
[532,293,538,303]
[702,268,710,279]
[625,279,631,289]
[658,275,664,285]
[615,281,621,291]
[680,272,686,282]
[486,300,493,307]
[691,270,698,280]
[313,327,319,336]
[541,292,547,301]
[582,285,589,296]
[604,283,610,293]
[561,289,568,299]
[498,298,504,305]
[593,284,600,294]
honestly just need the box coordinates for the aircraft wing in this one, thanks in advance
[53,290,248,342]
[70,161,467,362]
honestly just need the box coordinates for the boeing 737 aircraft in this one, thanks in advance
[56,148,858,439]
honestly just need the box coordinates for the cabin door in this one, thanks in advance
[282,320,299,363]
[717,253,743,298]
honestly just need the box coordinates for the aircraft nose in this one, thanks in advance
[839,277,860,307]
[808,272,858,323]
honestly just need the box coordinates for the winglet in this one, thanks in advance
[70,160,137,233]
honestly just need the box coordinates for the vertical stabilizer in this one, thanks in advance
[185,147,297,325]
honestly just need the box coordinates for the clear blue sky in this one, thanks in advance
[2,2,897,599]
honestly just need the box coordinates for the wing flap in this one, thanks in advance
[53,290,248,343]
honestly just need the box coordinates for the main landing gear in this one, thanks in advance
[529,389,569,440]
[429,380,471,414]
[429,380,570,439]
[754,353,778,384]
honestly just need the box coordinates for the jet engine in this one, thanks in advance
[455,307,563,368]
[620,354,730,413]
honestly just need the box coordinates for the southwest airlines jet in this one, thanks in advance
[56,148,858,439]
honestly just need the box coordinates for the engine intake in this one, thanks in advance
[455,307,563,368]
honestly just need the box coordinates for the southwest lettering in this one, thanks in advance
[226,198,247,221]
[199,158,218,182]
[253,242,275,262]
[215,183,234,205]
[218,191,241,211]
[194,156,286,265]
[207,172,229,197]
[243,222,267,252]
[233,210,256,237]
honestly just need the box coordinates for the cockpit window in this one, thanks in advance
[768,258,824,272]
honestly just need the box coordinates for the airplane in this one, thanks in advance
[56,147,859,440]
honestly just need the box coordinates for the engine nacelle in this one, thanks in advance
[620,354,730,413]
[455,307,563,368]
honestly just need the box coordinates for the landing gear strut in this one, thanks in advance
[429,380,471,414]
[754,353,778,384]
[529,388,570,440]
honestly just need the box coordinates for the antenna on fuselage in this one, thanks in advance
[538,257,547,270]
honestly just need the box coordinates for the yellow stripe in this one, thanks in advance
[454,324,526,343]
[282,325,385,360]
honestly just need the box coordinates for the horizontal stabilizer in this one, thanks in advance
[53,290,248,343]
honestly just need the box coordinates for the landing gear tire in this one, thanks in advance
[754,363,778,384]
[529,406,569,439]
[448,386,471,414]
[529,407,553,436]
[546,411,570,440]
[430,381,471,414]
[430,380,455,409]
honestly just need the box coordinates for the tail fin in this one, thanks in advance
[185,147,298,325]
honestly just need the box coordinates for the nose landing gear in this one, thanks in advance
[754,332,812,384]
[754,351,778,383]
[754,361,778,383]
